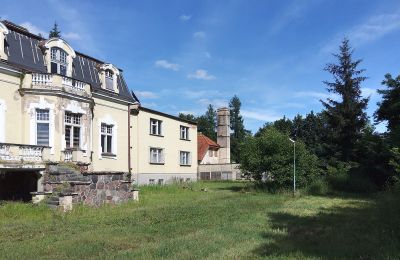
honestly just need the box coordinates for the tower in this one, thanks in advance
[217,107,230,164]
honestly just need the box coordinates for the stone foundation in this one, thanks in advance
[41,163,138,208]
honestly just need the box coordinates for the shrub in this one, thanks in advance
[307,178,329,195]
[240,127,321,190]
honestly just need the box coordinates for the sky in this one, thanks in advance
[2,0,400,133]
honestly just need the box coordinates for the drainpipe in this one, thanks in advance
[128,104,131,177]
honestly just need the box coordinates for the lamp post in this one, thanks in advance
[289,138,296,196]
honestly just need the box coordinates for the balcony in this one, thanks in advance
[62,149,90,165]
[0,143,50,169]
[28,73,91,97]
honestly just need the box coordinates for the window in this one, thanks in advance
[36,109,49,146]
[158,179,164,185]
[150,148,164,164]
[180,151,191,166]
[149,179,155,185]
[180,126,189,140]
[105,69,114,90]
[150,119,162,136]
[65,112,81,149]
[186,178,191,182]
[101,123,113,154]
[50,47,68,76]
[209,150,213,157]
[214,150,218,157]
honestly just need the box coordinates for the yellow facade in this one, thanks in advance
[0,20,198,186]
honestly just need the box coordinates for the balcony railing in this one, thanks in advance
[62,76,85,91]
[0,143,49,163]
[32,73,52,86]
[31,73,87,95]
[62,149,90,164]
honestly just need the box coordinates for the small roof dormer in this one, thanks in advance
[42,38,76,77]
[99,63,120,93]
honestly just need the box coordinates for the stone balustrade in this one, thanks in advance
[0,143,50,163]
[30,73,89,96]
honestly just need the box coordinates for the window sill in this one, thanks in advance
[180,164,192,167]
[101,153,117,158]
[180,138,191,141]
[150,134,164,137]
[150,162,165,165]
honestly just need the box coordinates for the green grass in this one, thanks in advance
[0,181,399,259]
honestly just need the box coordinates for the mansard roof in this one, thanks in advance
[1,20,138,104]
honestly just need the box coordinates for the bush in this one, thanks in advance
[307,178,329,195]
[327,171,377,193]
[240,127,321,189]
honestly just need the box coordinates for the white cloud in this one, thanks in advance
[322,13,400,53]
[242,109,282,122]
[205,52,211,58]
[193,31,206,39]
[20,22,46,37]
[361,87,377,97]
[198,98,228,108]
[136,91,159,99]
[183,89,220,99]
[179,14,192,22]
[62,32,81,40]
[294,91,332,100]
[188,69,216,80]
[154,60,180,71]
[270,1,313,33]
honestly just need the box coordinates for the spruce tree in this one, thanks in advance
[49,22,61,38]
[197,104,217,140]
[321,38,369,162]
[375,73,400,146]
[229,95,246,162]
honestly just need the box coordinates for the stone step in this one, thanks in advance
[47,200,59,206]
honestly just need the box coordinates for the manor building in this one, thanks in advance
[0,20,197,204]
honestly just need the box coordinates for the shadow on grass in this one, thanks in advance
[254,192,400,259]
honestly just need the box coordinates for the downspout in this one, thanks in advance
[128,104,131,177]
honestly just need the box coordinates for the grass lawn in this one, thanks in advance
[0,181,399,259]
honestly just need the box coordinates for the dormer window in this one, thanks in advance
[99,63,119,93]
[105,69,114,90]
[50,47,68,75]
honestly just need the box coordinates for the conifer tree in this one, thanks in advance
[229,95,246,162]
[375,73,400,146]
[321,38,369,162]
[197,104,217,140]
[49,22,61,38]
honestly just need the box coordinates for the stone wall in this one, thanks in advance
[198,163,241,180]
[42,163,137,207]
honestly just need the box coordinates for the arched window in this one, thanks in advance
[105,69,114,90]
[50,47,68,76]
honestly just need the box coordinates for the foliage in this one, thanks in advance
[197,104,217,140]
[49,22,61,38]
[321,38,369,162]
[240,127,321,189]
[178,113,197,122]
[389,148,400,183]
[229,95,249,162]
[307,178,329,195]
[375,73,400,147]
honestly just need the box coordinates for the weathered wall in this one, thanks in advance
[200,148,219,164]
[0,69,22,143]
[91,97,130,172]
[131,109,198,185]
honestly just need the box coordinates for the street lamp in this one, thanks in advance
[289,138,296,196]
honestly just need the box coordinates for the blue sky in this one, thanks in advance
[2,0,400,133]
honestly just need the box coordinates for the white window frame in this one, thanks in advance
[64,112,82,149]
[150,118,162,136]
[98,117,118,159]
[101,123,114,154]
[36,109,50,146]
[105,69,114,91]
[50,47,68,75]
[180,125,189,140]
[180,151,191,166]
[150,147,164,164]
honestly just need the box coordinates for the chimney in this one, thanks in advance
[217,107,230,164]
